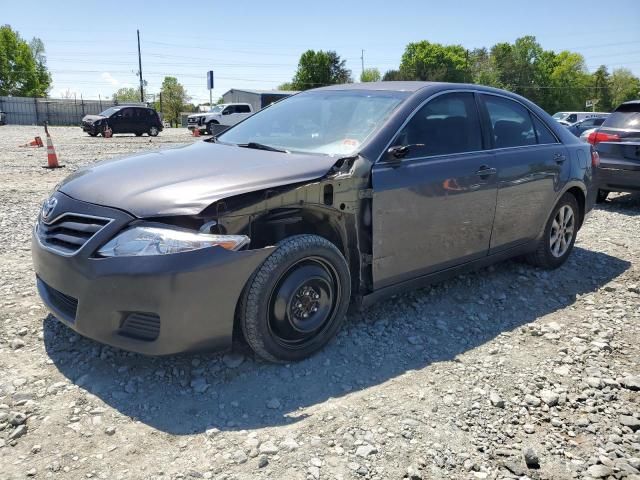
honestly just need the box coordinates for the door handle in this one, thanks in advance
[554,153,567,163]
[475,165,497,177]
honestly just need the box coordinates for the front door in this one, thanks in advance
[478,94,568,252]
[371,92,498,290]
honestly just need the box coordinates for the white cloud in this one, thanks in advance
[101,72,119,86]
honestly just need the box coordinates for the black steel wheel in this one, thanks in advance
[238,234,351,362]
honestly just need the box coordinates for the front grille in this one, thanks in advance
[119,313,160,341]
[38,214,111,255]
[39,278,78,321]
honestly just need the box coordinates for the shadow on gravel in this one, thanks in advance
[598,192,640,216]
[43,246,630,435]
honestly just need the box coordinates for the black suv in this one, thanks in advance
[587,100,640,202]
[81,106,163,137]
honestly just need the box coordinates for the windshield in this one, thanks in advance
[217,90,408,156]
[99,107,121,117]
[209,105,224,113]
[552,112,568,120]
[602,104,640,130]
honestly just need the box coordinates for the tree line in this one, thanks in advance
[3,23,638,117]
[280,36,640,113]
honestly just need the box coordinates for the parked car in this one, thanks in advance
[566,117,607,137]
[580,128,597,143]
[0,110,6,125]
[81,106,163,137]
[587,100,640,202]
[552,111,609,124]
[187,103,253,134]
[33,82,597,362]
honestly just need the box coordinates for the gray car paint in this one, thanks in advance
[33,82,595,355]
[58,141,342,217]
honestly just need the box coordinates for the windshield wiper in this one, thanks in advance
[239,142,290,153]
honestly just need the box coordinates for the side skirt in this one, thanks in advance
[358,241,536,309]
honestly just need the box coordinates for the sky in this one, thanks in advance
[3,0,639,104]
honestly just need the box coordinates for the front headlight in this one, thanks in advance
[97,225,250,257]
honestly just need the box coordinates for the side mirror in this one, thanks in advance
[387,145,409,160]
[386,144,424,161]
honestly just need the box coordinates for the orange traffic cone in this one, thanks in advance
[19,136,44,148]
[42,123,64,169]
[192,127,200,137]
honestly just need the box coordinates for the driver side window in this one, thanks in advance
[393,92,483,159]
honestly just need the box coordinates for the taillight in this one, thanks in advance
[591,149,600,168]
[586,131,621,145]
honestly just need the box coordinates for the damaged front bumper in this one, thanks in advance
[31,192,274,355]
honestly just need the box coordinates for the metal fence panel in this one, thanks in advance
[0,96,144,126]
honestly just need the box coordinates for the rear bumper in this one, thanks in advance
[31,193,273,355]
[597,164,640,192]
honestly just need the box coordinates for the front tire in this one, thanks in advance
[238,235,351,363]
[206,121,217,135]
[526,193,579,269]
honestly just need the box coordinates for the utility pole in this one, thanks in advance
[137,29,144,103]
[360,49,365,80]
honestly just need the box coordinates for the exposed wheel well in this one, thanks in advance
[566,186,586,229]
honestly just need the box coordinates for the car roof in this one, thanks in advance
[314,81,444,92]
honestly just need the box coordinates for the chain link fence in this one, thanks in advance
[0,96,144,126]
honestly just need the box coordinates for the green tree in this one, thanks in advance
[610,68,640,107]
[0,25,51,96]
[469,47,501,87]
[160,76,190,127]
[399,40,470,82]
[546,51,591,112]
[290,50,352,90]
[382,69,405,81]
[360,68,381,82]
[112,87,141,103]
[277,82,295,91]
[591,66,613,112]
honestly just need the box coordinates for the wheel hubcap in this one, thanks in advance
[550,205,575,258]
[268,258,340,348]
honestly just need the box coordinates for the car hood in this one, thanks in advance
[82,114,105,123]
[58,141,340,217]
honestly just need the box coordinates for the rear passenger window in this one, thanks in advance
[483,95,536,148]
[532,116,557,144]
[236,105,251,113]
[394,92,483,158]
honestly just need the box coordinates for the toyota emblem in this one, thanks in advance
[41,197,58,220]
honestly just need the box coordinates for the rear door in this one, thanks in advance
[371,91,498,289]
[478,94,569,252]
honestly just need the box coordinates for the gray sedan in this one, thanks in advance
[32,82,597,362]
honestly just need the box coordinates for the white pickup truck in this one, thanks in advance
[187,103,253,134]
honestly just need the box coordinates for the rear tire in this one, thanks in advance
[135,132,143,137]
[596,189,609,203]
[148,126,159,137]
[238,235,351,363]
[526,193,579,269]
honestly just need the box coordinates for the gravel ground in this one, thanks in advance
[0,126,638,480]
